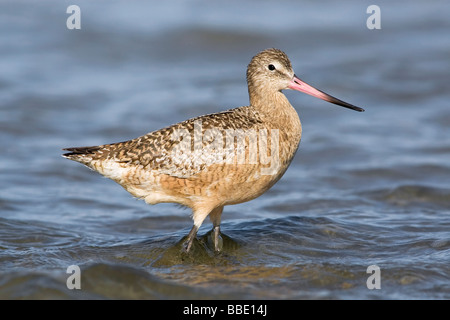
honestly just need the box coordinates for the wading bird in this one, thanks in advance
[63,48,364,253]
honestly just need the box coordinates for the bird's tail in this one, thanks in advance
[62,146,101,164]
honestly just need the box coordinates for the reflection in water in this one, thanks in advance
[152,230,243,267]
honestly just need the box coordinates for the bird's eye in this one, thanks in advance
[268,64,276,71]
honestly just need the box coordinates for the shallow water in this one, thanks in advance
[1,0,449,300]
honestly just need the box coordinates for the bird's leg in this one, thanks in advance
[212,225,223,252]
[209,206,224,252]
[184,206,224,253]
[184,207,212,253]
[183,224,199,253]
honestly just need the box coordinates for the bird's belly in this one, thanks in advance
[95,155,293,209]
[154,162,290,207]
[217,165,287,205]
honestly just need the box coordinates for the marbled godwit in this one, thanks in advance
[63,48,364,253]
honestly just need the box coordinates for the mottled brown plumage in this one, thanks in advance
[63,48,363,252]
